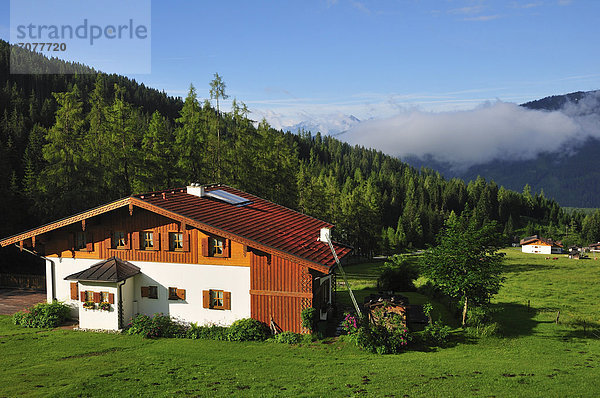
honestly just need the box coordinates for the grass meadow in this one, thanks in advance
[0,248,599,397]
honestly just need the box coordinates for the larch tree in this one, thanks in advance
[209,73,229,181]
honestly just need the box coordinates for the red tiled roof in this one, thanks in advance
[134,185,351,269]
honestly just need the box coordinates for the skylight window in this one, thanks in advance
[205,189,252,206]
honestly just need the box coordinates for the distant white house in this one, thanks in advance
[520,235,563,255]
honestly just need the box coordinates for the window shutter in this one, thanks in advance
[124,232,131,249]
[141,286,149,298]
[80,291,86,302]
[202,290,210,308]
[108,293,115,304]
[132,232,140,250]
[104,230,112,249]
[182,232,189,252]
[70,282,78,300]
[162,232,169,251]
[86,232,94,252]
[202,237,209,257]
[176,289,186,300]
[152,232,160,251]
[93,292,101,303]
[223,239,231,257]
[224,291,231,310]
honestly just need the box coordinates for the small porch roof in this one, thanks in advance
[64,257,140,283]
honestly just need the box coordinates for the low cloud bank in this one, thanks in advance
[345,93,600,170]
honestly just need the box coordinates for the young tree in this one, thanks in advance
[420,215,505,326]
[209,73,229,180]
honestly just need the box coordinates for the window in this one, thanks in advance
[203,289,231,310]
[142,231,154,250]
[75,232,87,251]
[211,237,224,256]
[101,291,110,303]
[168,287,186,300]
[169,232,183,251]
[141,285,159,299]
[202,236,229,257]
[85,290,94,302]
[210,290,224,309]
[113,231,126,249]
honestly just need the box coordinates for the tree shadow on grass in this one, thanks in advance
[503,262,557,275]
[491,302,542,337]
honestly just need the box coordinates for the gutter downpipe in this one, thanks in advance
[118,279,126,329]
[14,244,55,302]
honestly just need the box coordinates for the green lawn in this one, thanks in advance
[1,248,599,397]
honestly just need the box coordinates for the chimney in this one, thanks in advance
[319,228,331,243]
[186,183,205,197]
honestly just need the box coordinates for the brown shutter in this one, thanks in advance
[182,232,189,252]
[132,232,140,250]
[162,232,169,251]
[108,293,115,304]
[104,230,112,249]
[152,232,160,251]
[202,290,210,308]
[141,286,149,297]
[223,239,231,257]
[93,292,101,303]
[86,232,94,252]
[176,289,186,300]
[70,282,78,300]
[202,237,209,257]
[124,232,131,249]
[80,291,86,302]
[224,291,231,310]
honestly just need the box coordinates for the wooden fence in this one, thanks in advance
[0,273,46,290]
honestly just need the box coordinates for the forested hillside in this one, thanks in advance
[1,40,597,256]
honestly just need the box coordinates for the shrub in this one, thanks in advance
[466,306,493,327]
[187,323,228,340]
[467,322,501,337]
[13,301,70,329]
[301,307,318,332]
[227,318,271,341]
[377,255,418,292]
[355,322,410,354]
[273,331,302,344]
[126,313,186,338]
[422,320,452,346]
[341,313,359,335]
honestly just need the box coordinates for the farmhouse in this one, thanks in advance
[520,235,563,255]
[0,184,351,332]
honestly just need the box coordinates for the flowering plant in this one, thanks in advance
[98,302,111,311]
[83,301,96,310]
[341,313,359,334]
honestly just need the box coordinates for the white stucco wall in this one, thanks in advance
[78,282,119,330]
[522,244,552,254]
[48,257,251,329]
[121,277,135,328]
[50,257,104,317]
[133,261,251,326]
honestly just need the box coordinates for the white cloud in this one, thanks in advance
[344,96,600,170]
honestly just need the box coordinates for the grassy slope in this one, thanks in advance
[1,249,599,397]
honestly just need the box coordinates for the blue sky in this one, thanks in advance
[1,0,599,128]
